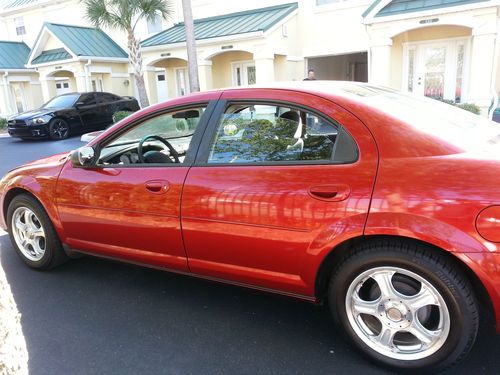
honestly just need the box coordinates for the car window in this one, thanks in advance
[79,93,96,106]
[97,107,206,166]
[207,104,341,164]
[42,94,79,109]
[100,93,120,103]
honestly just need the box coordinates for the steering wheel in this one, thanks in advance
[137,135,180,163]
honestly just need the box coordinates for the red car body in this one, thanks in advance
[1,82,500,334]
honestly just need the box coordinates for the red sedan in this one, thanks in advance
[1,82,499,371]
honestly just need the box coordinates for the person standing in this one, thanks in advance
[303,69,316,81]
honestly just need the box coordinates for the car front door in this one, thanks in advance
[181,89,378,296]
[55,97,217,271]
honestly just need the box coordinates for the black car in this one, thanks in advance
[7,92,140,140]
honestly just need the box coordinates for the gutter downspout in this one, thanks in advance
[488,13,500,120]
[85,59,92,92]
[364,22,372,83]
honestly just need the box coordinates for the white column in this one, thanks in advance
[369,42,392,87]
[198,60,213,91]
[469,31,496,115]
[39,77,56,103]
[254,55,275,84]
[143,68,158,104]
[75,73,88,93]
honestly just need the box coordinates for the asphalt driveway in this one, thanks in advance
[0,135,499,374]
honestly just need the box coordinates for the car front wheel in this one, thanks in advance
[7,194,68,269]
[329,239,478,372]
[48,118,70,140]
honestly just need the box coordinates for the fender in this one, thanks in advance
[1,154,69,239]
[365,212,494,254]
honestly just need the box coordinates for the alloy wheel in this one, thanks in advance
[345,266,450,361]
[11,207,46,261]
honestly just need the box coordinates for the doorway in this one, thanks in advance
[403,38,469,102]
[156,71,168,102]
[231,61,256,86]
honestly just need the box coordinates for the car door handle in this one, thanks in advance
[145,180,170,194]
[309,184,350,202]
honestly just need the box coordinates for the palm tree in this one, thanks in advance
[83,0,172,107]
[181,0,200,93]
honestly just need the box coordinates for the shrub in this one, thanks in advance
[112,111,133,123]
[435,98,481,115]
[456,103,481,115]
[0,117,6,130]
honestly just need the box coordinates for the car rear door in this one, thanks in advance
[77,93,101,129]
[181,89,378,296]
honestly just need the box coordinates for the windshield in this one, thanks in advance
[340,84,500,152]
[43,94,79,109]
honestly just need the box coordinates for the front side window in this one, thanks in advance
[98,107,206,166]
[147,14,162,34]
[208,104,342,164]
[14,17,26,36]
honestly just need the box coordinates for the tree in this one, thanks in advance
[181,0,200,93]
[83,0,172,108]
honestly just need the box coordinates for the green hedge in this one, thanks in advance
[0,117,6,130]
[436,98,481,115]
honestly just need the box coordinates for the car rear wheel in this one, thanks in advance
[7,194,68,269]
[48,118,70,140]
[328,239,478,372]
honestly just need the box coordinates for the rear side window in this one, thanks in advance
[207,103,356,164]
[100,93,120,103]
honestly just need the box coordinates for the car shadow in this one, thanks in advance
[0,234,498,375]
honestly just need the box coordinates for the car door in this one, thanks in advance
[76,93,100,128]
[55,98,218,271]
[97,93,120,125]
[181,89,378,296]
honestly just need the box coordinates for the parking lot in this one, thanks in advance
[0,135,499,375]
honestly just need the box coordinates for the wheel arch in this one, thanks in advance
[2,187,37,224]
[314,234,495,328]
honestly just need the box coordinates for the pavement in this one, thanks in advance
[0,135,499,374]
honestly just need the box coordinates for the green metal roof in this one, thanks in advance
[42,23,127,59]
[4,0,40,9]
[31,47,71,64]
[363,0,489,18]
[0,40,30,69]
[142,2,298,48]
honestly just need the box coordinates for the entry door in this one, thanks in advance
[404,39,468,102]
[181,90,378,295]
[10,83,26,113]
[92,75,104,92]
[232,61,256,86]
[156,71,168,102]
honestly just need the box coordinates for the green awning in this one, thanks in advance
[363,0,489,18]
[31,48,72,64]
[0,41,30,69]
[142,2,298,48]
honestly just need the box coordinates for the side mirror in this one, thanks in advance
[71,146,95,167]
[75,101,85,109]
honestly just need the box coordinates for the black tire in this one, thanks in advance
[328,239,478,372]
[7,194,68,269]
[48,118,70,140]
